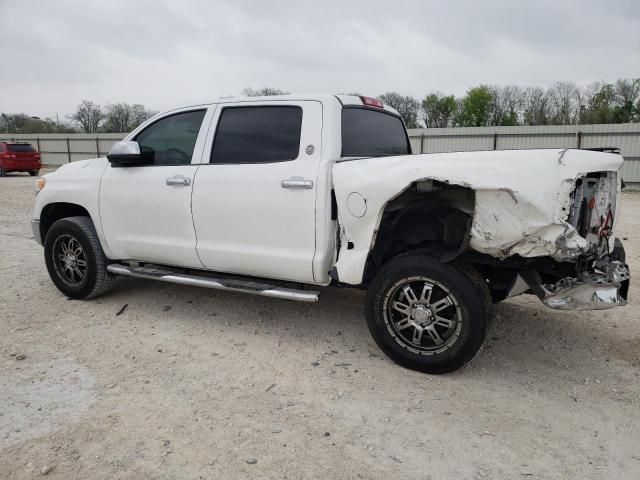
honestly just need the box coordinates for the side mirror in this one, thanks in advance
[107,141,147,166]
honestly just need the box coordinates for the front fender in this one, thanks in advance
[33,158,111,257]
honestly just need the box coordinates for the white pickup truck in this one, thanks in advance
[32,94,630,373]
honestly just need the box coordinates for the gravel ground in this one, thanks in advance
[1,169,639,479]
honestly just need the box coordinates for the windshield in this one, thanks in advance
[341,107,410,157]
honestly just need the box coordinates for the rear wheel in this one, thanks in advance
[0,167,5,177]
[365,255,489,374]
[44,216,113,299]
[29,170,39,176]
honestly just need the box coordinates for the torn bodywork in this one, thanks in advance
[332,148,628,310]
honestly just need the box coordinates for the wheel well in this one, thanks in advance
[362,180,475,284]
[40,203,91,241]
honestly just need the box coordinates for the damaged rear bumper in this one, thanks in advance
[520,257,630,311]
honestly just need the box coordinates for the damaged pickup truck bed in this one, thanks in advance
[31,94,630,374]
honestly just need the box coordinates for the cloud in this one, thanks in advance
[0,0,638,117]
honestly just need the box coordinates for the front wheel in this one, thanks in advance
[29,170,39,176]
[44,216,114,299]
[365,255,490,374]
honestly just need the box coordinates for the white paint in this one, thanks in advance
[191,100,324,283]
[332,148,623,284]
[33,96,624,292]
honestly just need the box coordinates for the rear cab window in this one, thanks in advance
[7,143,36,153]
[341,107,411,157]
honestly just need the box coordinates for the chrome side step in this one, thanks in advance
[106,264,319,302]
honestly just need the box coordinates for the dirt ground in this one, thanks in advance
[1,169,639,480]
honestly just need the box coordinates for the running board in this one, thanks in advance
[106,264,319,302]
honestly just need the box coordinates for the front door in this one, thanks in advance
[191,101,323,283]
[99,108,211,268]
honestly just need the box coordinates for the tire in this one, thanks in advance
[365,255,489,374]
[44,216,113,299]
[29,170,39,176]
[0,167,5,177]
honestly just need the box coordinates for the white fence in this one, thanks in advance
[2,123,639,188]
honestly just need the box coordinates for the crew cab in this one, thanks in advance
[0,141,41,176]
[31,94,630,373]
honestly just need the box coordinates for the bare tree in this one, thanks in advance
[522,87,550,125]
[242,87,290,97]
[548,82,578,125]
[378,92,421,128]
[103,103,157,132]
[69,100,104,133]
[103,103,131,132]
[501,85,525,125]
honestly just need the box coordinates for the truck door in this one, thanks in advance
[191,101,323,283]
[99,108,212,268]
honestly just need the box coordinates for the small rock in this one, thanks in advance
[40,465,55,475]
[311,362,320,367]
[246,458,257,465]
[163,440,171,447]
[15,354,27,361]
[157,348,163,353]
[271,427,282,434]
[324,432,330,437]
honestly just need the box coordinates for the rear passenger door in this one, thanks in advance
[191,101,322,283]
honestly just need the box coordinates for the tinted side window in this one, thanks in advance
[211,106,302,164]
[134,110,206,165]
[342,107,410,157]
[0,145,4,153]
[8,143,36,153]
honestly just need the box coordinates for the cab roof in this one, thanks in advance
[206,94,401,117]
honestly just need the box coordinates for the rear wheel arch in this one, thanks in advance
[362,180,476,284]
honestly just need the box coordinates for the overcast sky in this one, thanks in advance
[0,0,638,118]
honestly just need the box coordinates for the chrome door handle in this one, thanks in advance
[281,178,313,189]
[166,175,191,186]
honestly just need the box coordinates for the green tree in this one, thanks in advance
[378,92,421,128]
[613,78,640,123]
[455,86,493,126]
[581,84,617,124]
[422,93,457,128]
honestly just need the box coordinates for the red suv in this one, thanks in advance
[0,141,42,176]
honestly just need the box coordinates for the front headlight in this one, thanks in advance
[35,177,46,194]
